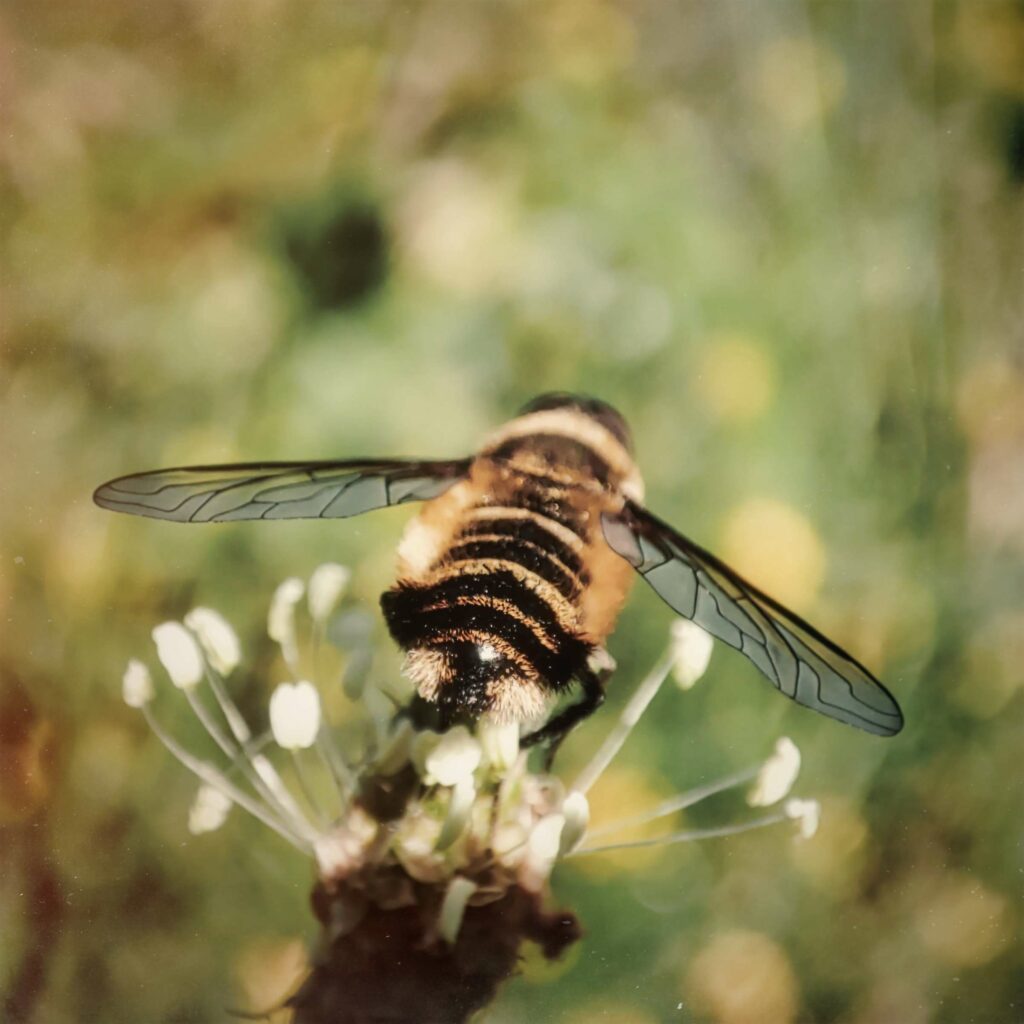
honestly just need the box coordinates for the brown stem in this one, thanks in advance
[289,872,580,1024]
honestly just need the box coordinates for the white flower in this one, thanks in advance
[748,737,801,807]
[188,784,232,835]
[152,622,204,689]
[267,577,305,655]
[559,791,590,856]
[784,797,821,839]
[184,607,241,675]
[669,619,714,689]
[478,720,520,773]
[269,681,321,750]
[436,775,476,851]
[438,876,477,944]
[423,726,482,787]
[313,808,379,880]
[520,813,565,892]
[308,563,351,623]
[122,659,154,708]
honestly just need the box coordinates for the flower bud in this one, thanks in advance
[122,659,154,708]
[188,783,232,835]
[670,619,714,689]
[185,607,241,675]
[748,737,801,807]
[268,577,305,657]
[269,681,321,750]
[308,563,351,623]
[559,790,590,856]
[152,622,204,689]
[785,797,821,839]
[424,726,482,787]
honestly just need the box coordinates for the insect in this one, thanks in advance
[94,393,903,760]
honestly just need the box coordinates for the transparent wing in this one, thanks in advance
[602,502,903,736]
[93,458,471,523]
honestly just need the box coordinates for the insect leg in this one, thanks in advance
[522,664,610,771]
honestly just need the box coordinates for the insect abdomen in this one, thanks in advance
[380,476,595,723]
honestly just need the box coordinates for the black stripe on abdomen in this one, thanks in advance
[381,569,590,691]
[458,516,588,582]
[442,537,579,598]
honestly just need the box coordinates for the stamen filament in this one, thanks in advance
[141,706,310,852]
[568,811,790,856]
[291,749,329,827]
[186,680,316,840]
[583,765,761,840]
[574,649,674,794]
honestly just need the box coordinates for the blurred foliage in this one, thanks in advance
[1,1,1022,1022]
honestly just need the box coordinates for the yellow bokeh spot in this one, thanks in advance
[751,37,846,131]
[696,334,777,424]
[398,160,519,296]
[790,797,867,897]
[541,0,637,84]
[914,872,1015,968]
[954,356,1024,446]
[574,764,672,878]
[561,1000,658,1024]
[233,936,308,1019]
[720,498,826,611]
[952,609,1024,719]
[684,929,799,1024]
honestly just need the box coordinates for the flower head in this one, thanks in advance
[124,575,819,952]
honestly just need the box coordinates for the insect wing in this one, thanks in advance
[93,458,471,523]
[601,503,903,736]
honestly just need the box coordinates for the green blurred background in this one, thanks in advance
[2,2,1022,1021]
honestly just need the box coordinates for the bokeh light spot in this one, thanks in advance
[720,498,826,611]
[696,333,777,424]
[684,929,799,1024]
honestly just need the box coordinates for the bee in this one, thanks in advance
[94,393,903,759]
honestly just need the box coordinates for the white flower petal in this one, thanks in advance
[308,563,351,623]
[424,726,482,787]
[152,622,204,689]
[670,619,714,690]
[313,808,378,880]
[188,783,233,835]
[478,720,520,773]
[520,813,565,891]
[784,797,821,840]
[559,790,590,856]
[269,681,321,750]
[436,775,476,851]
[748,737,802,807]
[184,607,241,675]
[438,876,477,945]
[268,577,305,649]
[122,659,154,708]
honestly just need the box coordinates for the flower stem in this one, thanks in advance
[568,811,789,857]
[583,765,760,840]
[573,648,674,795]
[142,706,310,852]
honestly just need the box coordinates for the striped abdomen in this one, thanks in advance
[380,467,617,725]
